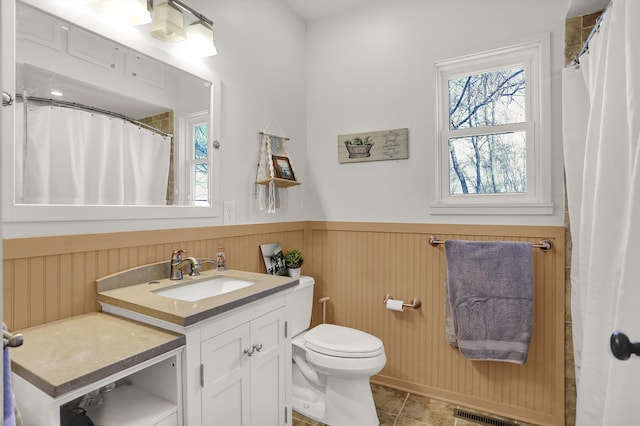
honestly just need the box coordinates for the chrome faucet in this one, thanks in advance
[170,249,201,280]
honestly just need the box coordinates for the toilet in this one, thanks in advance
[289,276,386,425]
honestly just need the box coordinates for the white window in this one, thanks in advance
[432,37,552,215]
[181,112,211,206]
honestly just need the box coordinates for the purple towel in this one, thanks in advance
[3,326,15,426]
[444,240,533,364]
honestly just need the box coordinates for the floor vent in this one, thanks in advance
[453,408,519,426]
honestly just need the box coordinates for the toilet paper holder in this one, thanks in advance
[383,294,422,309]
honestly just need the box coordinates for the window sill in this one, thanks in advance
[429,202,553,215]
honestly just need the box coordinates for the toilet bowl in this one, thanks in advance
[289,277,386,426]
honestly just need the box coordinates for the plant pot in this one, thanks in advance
[345,144,373,158]
[287,267,301,278]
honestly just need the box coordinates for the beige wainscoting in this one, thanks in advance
[307,222,565,426]
[3,222,307,330]
[3,221,564,425]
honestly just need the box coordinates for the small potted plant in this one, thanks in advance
[344,135,374,158]
[284,249,304,278]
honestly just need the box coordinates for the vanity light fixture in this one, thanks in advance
[160,0,218,56]
[150,1,186,42]
[94,0,218,56]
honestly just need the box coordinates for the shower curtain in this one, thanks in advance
[562,0,640,424]
[19,104,171,205]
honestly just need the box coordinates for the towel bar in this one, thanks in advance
[428,236,552,252]
[383,294,422,309]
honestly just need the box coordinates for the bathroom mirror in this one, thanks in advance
[12,1,215,209]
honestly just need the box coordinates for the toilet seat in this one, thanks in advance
[304,324,384,358]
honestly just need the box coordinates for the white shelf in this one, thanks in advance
[84,384,177,426]
[256,177,301,188]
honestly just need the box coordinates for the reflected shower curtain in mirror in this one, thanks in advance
[19,104,171,205]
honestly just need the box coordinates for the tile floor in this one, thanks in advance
[292,383,533,426]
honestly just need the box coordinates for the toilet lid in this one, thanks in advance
[304,324,384,358]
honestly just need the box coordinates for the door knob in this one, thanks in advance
[610,331,640,360]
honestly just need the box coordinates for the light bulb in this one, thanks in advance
[185,21,218,57]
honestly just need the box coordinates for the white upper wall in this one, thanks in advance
[3,0,569,237]
[194,0,308,226]
[304,0,567,226]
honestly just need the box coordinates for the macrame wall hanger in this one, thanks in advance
[255,116,300,213]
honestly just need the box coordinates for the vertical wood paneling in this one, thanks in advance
[309,223,564,426]
[3,221,563,425]
[3,223,306,332]
[28,257,45,327]
[44,256,59,323]
[13,259,29,329]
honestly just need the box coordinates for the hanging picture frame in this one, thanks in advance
[272,155,297,181]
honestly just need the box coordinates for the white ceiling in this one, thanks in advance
[285,0,609,21]
[284,0,373,21]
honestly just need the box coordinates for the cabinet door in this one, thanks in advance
[125,53,166,89]
[16,5,65,52]
[250,308,286,426]
[201,324,251,426]
[67,25,123,72]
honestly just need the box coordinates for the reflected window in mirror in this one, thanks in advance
[187,112,210,206]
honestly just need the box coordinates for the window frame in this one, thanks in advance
[177,111,213,206]
[432,36,552,215]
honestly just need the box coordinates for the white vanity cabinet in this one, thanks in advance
[9,313,185,426]
[103,291,292,426]
[184,296,290,426]
[201,307,286,425]
[97,268,298,426]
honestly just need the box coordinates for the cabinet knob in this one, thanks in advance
[244,347,255,357]
[253,343,263,352]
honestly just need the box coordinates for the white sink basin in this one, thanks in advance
[153,276,255,302]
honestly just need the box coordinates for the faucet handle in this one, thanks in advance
[171,249,186,262]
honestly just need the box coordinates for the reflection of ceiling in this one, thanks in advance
[566,0,608,18]
[17,63,168,120]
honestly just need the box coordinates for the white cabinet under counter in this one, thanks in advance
[97,268,297,426]
[9,312,185,426]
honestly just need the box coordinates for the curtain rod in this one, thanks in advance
[573,3,610,66]
[16,94,173,139]
[428,236,553,252]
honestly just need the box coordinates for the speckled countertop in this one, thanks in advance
[97,269,298,327]
[10,313,185,398]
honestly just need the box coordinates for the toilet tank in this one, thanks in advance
[289,276,315,337]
